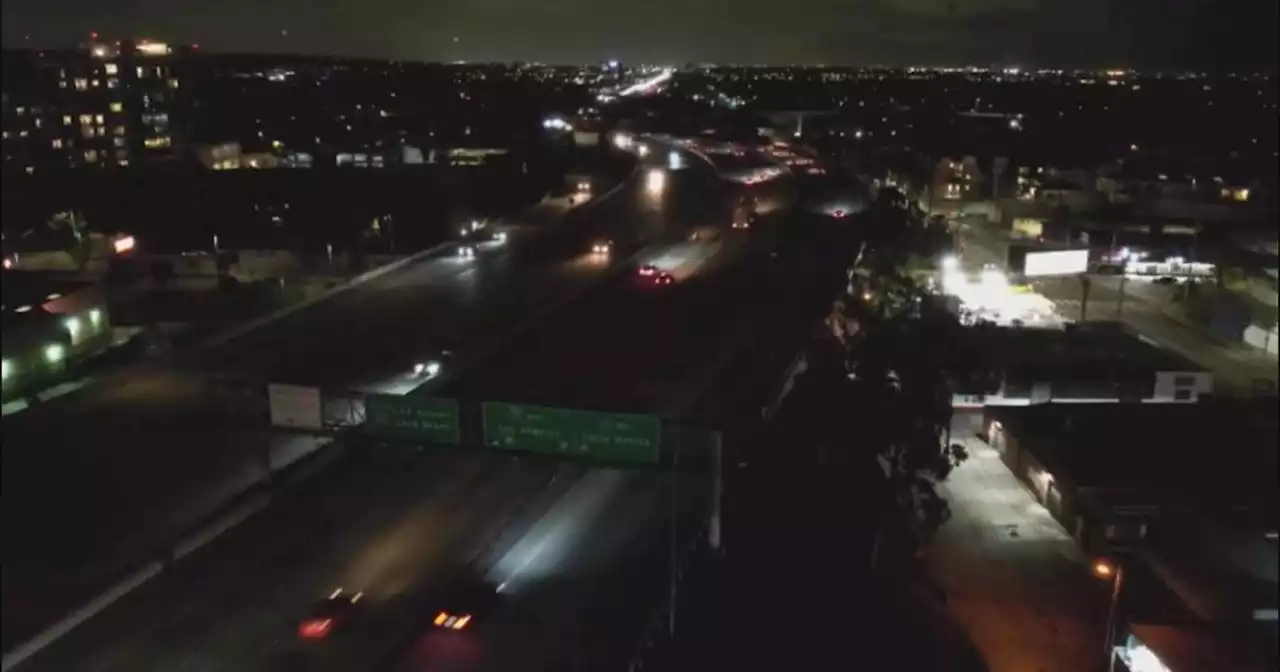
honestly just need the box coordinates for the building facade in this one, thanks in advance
[2,40,192,174]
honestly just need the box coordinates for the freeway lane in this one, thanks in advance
[435,179,793,414]
[10,449,583,672]
[0,153,714,651]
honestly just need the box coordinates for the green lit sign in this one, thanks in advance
[481,402,660,464]
[364,394,460,444]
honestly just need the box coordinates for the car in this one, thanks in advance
[591,240,613,255]
[459,219,487,238]
[457,244,476,259]
[731,218,751,230]
[654,272,675,285]
[299,588,363,640]
[638,264,658,277]
[431,580,499,631]
[410,359,443,379]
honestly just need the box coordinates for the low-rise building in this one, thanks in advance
[980,401,1277,556]
[1,270,112,399]
[952,321,1213,407]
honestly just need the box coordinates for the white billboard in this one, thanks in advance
[267,384,323,430]
[1024,249,1088,277]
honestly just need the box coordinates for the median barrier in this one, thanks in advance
[0,437,355,670]
[0,561,163,672]
[0,161,648,668]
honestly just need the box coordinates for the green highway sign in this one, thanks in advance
[364,394,461,444]
[481,402,660,464]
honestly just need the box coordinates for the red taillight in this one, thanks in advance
[299,618,333,639]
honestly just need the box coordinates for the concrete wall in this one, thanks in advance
[10,249,407,283]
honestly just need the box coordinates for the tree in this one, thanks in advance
[47,210,93,271]
[821,205,971,574]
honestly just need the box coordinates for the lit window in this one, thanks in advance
[74,78,88,90]
[15,106,25,115]
[136,66,145,78]
[113,137,125,147]
[52,138,63,149]
[84,149,98,163]
[144,136,171,149]
[106,78,119,89]
[91,79,100,88]
[25,166,34,175]
[97,126,106,137]
[104,62,118,75]
[95,114,104,125]
[110,102,123,113]
[19,130,29,138]
[167,78,179,89]
[116,149,128,160]
[118,158,129,166]
[63,115,72,125]
[113,126,126,136]
[59,80,68,88]
[79,114,93,125]
[81,127,94,139]
[34,118,43,129]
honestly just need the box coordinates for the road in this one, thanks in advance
[434,181,794,416]
[1031,276,1278,395]
[1,149,720,652]
[956,219,1278,396]
[12,447,676,672]
[8,151,770,672]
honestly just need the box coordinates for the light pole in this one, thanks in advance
[668,427,679,638]
[1094,558,1125,672]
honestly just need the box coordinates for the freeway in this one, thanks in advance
[0,150,717,652]
[4,144,750,670]
[434,179,795,416]
[12,445,675,672]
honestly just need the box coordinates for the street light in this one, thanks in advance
[1094,558,1125,672]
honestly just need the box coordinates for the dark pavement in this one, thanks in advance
[1,158,672,652]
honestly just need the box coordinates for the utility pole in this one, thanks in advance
[1116,273,1128,320]
[709,430,723,554]
[668,427,679,638]
[1079,273,1093,322]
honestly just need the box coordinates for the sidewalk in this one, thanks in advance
[922,430,1107,672]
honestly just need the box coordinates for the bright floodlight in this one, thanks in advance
[940,255,959,272]
[44,343,65,364]
[980,266,1007,289]
[613,132,632,149]
[636,144,649,157]
[668,151,684,170]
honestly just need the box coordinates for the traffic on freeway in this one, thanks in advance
[0,145,714,657]
[10,446,671,672]
[434,180,793,416]
[3,140,743,670]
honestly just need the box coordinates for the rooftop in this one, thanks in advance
[1,270,94,319]
[1127,622,1275,672]
[959,321,1204,379]
[989,400,1279,506]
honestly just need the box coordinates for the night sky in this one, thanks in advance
[2,0,1275,69]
